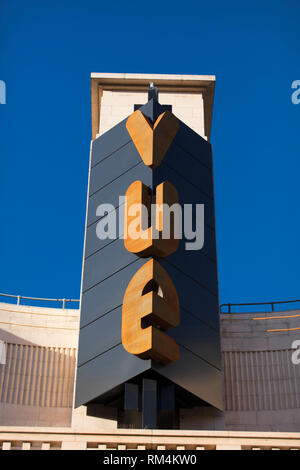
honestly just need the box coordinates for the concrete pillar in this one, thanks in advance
[61,441,86,450]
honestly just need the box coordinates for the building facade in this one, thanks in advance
[0,74,300,449]
[1,299,300,449]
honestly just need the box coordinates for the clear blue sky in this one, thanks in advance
[0,0,299,306]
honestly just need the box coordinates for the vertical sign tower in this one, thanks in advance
[76,76,222,429]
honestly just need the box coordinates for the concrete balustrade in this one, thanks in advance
[0,428,300,450]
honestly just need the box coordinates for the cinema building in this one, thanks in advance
[0,73,300,450]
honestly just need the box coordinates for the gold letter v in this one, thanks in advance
[126,110,179,168]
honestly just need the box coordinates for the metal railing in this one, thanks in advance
[220,299,300,314]
[0,292,79,309]
[1,291,300,314]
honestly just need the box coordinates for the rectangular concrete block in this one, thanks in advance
[22,442,31,450]
[2,442,11,450]
[41,443,51,450]
[61,441,87,450]
[216,445,242,450]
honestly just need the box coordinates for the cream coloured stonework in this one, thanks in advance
[99,90,205,138]
[1,427,300,450]
[91,73,215,141]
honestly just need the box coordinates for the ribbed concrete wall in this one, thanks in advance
[221,310,300,431]
[0,302,79,427]
[223,349,300,411]
[0,343,75,407]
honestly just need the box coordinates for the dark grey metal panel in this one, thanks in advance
[174,120,213,169]
[159,261,219,331]
[89,141,141,196]
[163,141,213,199]
[87,163,152,227]
[80,258,144,328]
[84,206,124,259]
[160,383,175,411]
[154,162,215,228]
[125,383,139,411]
[164,253,218,297]
[85,228,117,262]
[142,379,157,429]
[202,225,217,261]
[137,98,167,123]
[82,237,141,293]
[91,119,131,168]
[153,159,219,295]
[169,309,221,370]
[153,347,223,410]
[75,344,151,408]
[171,223,217,262]
[78,307,122,367]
